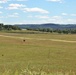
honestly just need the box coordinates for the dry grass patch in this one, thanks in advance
[0,31,76,73]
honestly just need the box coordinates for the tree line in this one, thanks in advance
[26,28,76,34]
[0,23,21,31]
[1,23,76,34]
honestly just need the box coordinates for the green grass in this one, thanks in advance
[0,31,76,74]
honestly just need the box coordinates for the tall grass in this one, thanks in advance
[2,68,76,75]
[0,32,76,75]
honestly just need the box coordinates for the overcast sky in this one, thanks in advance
[0,0,76,24]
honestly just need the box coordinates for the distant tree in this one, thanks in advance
[46,28,51,32]
[0,23,21,31]
[62,29,69,34]
[0,23,4,30]
[71,29,76,34]
[4,25,12,30]
[42,28,47,32]
[11,25,21,30]
[58,30,62,34]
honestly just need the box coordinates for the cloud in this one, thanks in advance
[27,15,49,19]
[61,13,76,16]
[71,14,76,16]
[24,15,64,24]
[13,13,19,15]
[0,16,3,18]
[4,0,28,2]
[67,19,76,24]
[46,0,63,3]
[0,0,7,3]
[53,18,76,24]
[7,13,19,18]
[23,7,49,14]
[7,3,26,9]
[62,13,68,16]
[27,15,33,18]
[16,0,28,1]
[0,11,3,14]
[0,6,3,9]
[35,15,49,19]
[47,16,63,24]
[52,16,62,19]
[49,16,76,24]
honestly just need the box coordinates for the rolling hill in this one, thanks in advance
[15,23,76,30]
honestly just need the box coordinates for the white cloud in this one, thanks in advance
[7,3,26,9]
[0,6,3,9]
[13,12,19,15]
[71,14,76,16]
[52,16,62,19]
[0,16,3,18]
[16,0,28,1]
[46,0,63,3]
[27,15,33,18]
[8,0,28,1]
[0,11,2,14]
[61,13,76,17]
[7,13,19,18]
[67,19,76,24]
[47,16,63,24]
[62,13,68,16]
[8,15,19,17]
[3,18,76,24]
[60,18,76,24]
[49,16,76,24]
[0,0,7,3]
[62,13,76,17]
[22,15,63,24]
[35,15,49,19]
[23,7,49,14]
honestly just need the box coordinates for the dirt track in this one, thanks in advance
[0,34,76,43]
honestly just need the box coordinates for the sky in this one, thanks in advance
[0,0,76,24]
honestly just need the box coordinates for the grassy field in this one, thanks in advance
[0,30,76,74]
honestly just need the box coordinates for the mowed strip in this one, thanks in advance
[0,34,76,43]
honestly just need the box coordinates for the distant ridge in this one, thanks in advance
[15,23,76,30]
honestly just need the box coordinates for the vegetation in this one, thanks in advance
[26,28,76,34]
[1,69,76,75]
[1,23,76,34]
[0,23,76,74]
[0,31,76,74]
[0,23,21,31]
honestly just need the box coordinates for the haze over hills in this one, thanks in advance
[15,23,76,30]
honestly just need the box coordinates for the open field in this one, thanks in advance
[0,30,76,74]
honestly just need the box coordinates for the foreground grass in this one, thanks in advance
[0,31,76,74]
[1,69,76,75]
